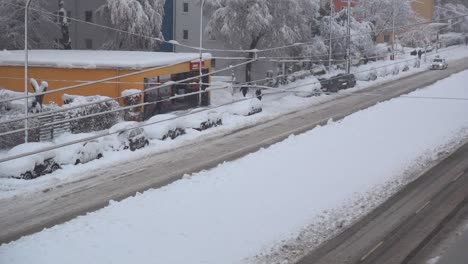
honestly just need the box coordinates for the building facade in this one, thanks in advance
[45,0,175,51]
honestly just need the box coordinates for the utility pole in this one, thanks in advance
[24,0,32,143]
[392,0,395,59]
[198,0,206,107]
[328,0,333,69]
[346,0,351,74]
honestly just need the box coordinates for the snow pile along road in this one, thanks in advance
[1,72,468,264]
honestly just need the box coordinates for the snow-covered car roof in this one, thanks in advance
[53,133,102,165]
[0,50,212,70]
[109,121,140,134]
[0,142,56,177]
[144,114,181,140]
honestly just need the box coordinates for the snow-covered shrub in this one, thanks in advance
[62,94,121,134]
[121,89,143,121]
[0,118,40,150]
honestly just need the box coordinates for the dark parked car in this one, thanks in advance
[0,142,61,180]
[319,74,356,93]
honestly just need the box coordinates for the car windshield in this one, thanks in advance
[434,59,443,62]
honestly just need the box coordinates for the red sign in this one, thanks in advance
[190,61,205,71]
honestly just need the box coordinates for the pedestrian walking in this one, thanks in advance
[241,86,248,97]
[417,49,423,60]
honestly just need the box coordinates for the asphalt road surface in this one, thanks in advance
[297,141,468,264]
[1,57,468,245]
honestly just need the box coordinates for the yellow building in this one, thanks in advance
[0,50,212,119]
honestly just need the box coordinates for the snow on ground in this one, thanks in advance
[1,67,467,264]
[1,45,468,199]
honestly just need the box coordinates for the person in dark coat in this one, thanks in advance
[417,49,423,60]
[255,89,262,101]
[241,86,249,97]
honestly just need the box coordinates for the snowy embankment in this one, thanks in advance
[1,45,468,199]
[1,68,467,264]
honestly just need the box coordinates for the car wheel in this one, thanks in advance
[97,153,103,159]
[22,171,33,180]
[130,143,137,152]
[51,164,60,172]
[75,159,81,165]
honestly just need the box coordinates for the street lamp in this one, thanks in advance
[24,0,32,143]
[198,0,206,107]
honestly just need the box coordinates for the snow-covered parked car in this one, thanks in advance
[430,56,448,70]
[355,66,378,81]
[0,142,61,180]
[293,77,322,97]
[144,114,186,140]
[229,98,263,116]
[181,109,223,131]
[54,133,104,165]
[108,122,149,151]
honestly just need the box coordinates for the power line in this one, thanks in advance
[0,43,462,135]
[4,0,468,55]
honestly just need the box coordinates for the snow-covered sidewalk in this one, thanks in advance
[1,67,468,264]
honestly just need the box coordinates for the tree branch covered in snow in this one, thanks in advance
[203,0,321,82]
[0,0,57,49]
[355,0,417,43]
[98,0,166,50]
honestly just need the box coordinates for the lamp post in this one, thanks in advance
[198,0,206,106]
[328,0,333,69]
[346,0,351,74]
[24,0,32,143]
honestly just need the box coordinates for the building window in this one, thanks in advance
[183,30,189,40]
[384,34,390,43]
[85,11,93,22]
[85,38,93,49]
[183,2,189,13]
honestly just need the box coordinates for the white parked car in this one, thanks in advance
[293,77,322,97]
[54,133,104,165]
[430,57,448,70]
[0,142,61,180]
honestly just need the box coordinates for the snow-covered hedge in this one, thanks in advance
[62,94,121,133]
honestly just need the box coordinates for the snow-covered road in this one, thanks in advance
[1,68,467,264]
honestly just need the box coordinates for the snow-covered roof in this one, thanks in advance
[0,50,212,70]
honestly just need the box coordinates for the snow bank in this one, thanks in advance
[1,68,467,264]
